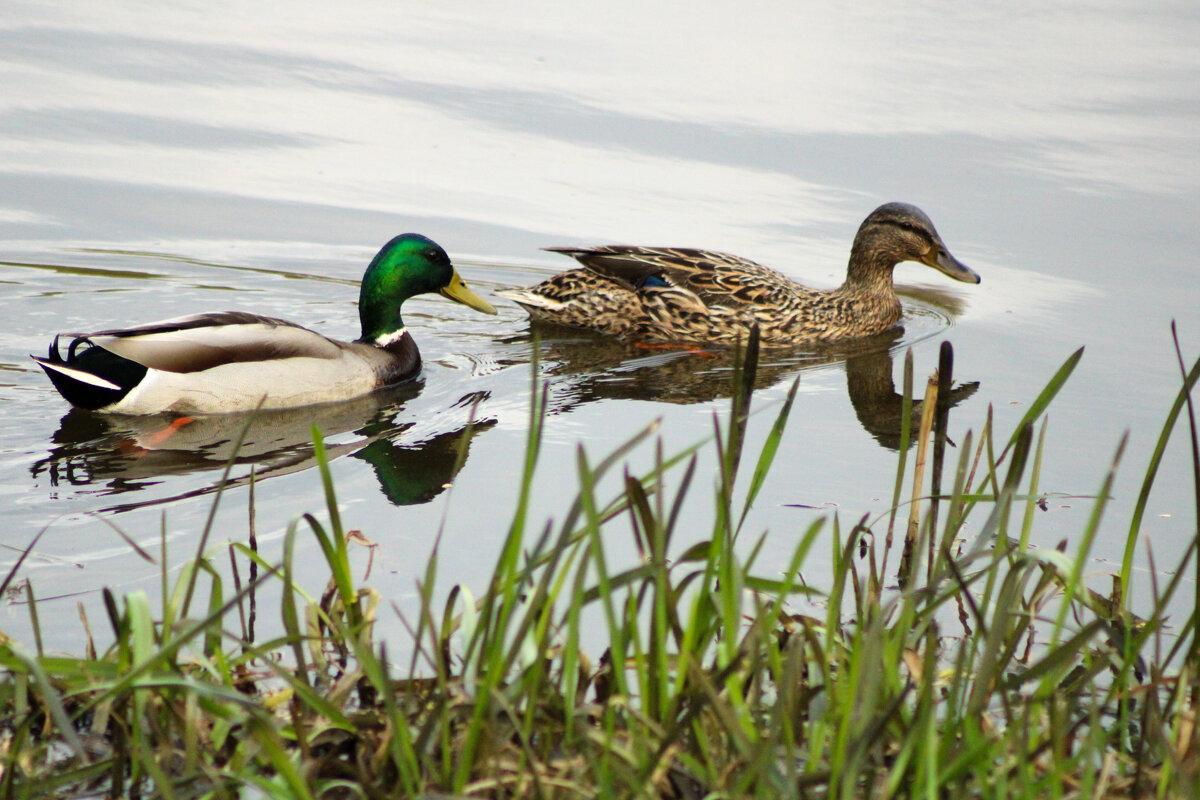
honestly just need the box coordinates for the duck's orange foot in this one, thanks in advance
[118,416,196,458]
[141,416,196,448]
[634,342,719,358]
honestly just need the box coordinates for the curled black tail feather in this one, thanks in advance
[32,337,147,411]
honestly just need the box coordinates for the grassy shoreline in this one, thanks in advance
[2,332,1199,799]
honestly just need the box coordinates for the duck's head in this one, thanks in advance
[359,233,496,343]
[847,203,980,288]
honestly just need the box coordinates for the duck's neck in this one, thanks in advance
[358,298,406,347]
[840,238,898,296]
[370,325,410,351]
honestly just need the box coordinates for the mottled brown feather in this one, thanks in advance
[501,203,980,346]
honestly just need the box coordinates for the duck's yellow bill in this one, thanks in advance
[441,271,497,314]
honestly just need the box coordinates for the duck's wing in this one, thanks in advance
[63,311,345,373]
[544,246,798,311]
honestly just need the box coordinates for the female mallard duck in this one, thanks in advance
[33,233,497,415]
[497,202,980,346]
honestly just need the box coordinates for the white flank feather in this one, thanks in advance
[107,353,381,415]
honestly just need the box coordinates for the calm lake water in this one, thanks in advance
[1,2,1198,653]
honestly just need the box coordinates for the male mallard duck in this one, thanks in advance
[497,203,980,346]
[33,234,497,414]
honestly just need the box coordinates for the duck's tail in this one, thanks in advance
[32,336,146,411]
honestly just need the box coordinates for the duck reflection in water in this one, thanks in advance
[30,381,495,512]
[841,331,979,450]
[504,323,977,451]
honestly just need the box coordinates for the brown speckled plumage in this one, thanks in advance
[497,203,981,346]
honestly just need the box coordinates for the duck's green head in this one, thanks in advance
[358,233,496,343]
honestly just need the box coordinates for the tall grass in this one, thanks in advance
[1,330,1198,799]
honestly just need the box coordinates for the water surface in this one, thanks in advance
[1,1,1197,652]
